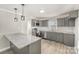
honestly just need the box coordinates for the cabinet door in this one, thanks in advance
[29,40,41,54]
[32,20,36,27]
[56,33,64,43]
[41,20,48,27]
[69,10,78,18]
[64,34,75,47]
[57,18,64,27]
[46,32,57,41]
[64,17,69,27]
[68,18,75,27]
[10,42,29,54]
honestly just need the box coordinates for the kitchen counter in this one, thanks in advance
[40,27,75,34]
[44,30,74,34]
[32,27,75,34]
[5,33,41,49]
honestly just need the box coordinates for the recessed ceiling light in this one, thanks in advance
[40,10,45,13]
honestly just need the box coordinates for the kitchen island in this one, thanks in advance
[5,33,41,54]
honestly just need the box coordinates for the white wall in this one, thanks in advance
[75,18,78,53]
[0,10,32,52]
[75,11,79,53]
[0,11,22,33]
[0,10,23,52]
[22,17,32,35]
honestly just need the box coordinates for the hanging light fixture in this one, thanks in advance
[21,4,25,21]
[14,8,18,22]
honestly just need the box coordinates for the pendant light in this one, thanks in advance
[14,8,18,22]
[21,4,25,21]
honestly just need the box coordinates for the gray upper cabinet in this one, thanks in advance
[68,17,75,27]
[69,10,78,18]
[32,20,40,27]
[32,20,36,27]
[57,18,64,27]
[64,34,75,47]
[57,10,78,27]
[41,20,48,27]
[64,17,69,27]
[32,20,48,27]
[57,17,75,27]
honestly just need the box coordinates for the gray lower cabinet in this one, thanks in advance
[64,34,75,47]
[46,32,75,47]
[29,40,41,54]
[10,42,29,54]
[46,32,64,43]
[46,32,57,41]
[46,32,63,43]
[10,40,41,54]
[56,33,64,43]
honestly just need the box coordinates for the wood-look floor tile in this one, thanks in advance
[41,39,76,54]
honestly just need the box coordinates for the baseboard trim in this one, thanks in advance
[0,47,10,53]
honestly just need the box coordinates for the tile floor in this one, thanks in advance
[41,39,76,54]
[0,39,76,54]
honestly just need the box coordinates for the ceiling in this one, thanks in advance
[0,4,79,17]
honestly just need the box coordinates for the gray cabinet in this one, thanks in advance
[41,20,48,27]
[57,18,64,27]
[56,33,64,43]
[32,20,40,27]
[69,10,78,18]
[64,34,75,47]
[46,32,57,41]
[68,18,75,27]
[57,10,78,27]
[29,40,41,54]
[10,40,41,54]
[10,42,29,54]
[64,17,69,26]
[32,20,48,27]
[32,20,36,27]
[47,32,64,43]
[46,32,75,47]
[57,17,75,27]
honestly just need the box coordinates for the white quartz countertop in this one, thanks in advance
[33,27,75,34]
[42,30,75,34]
[5,33,41,49]
[40,27,75,34]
